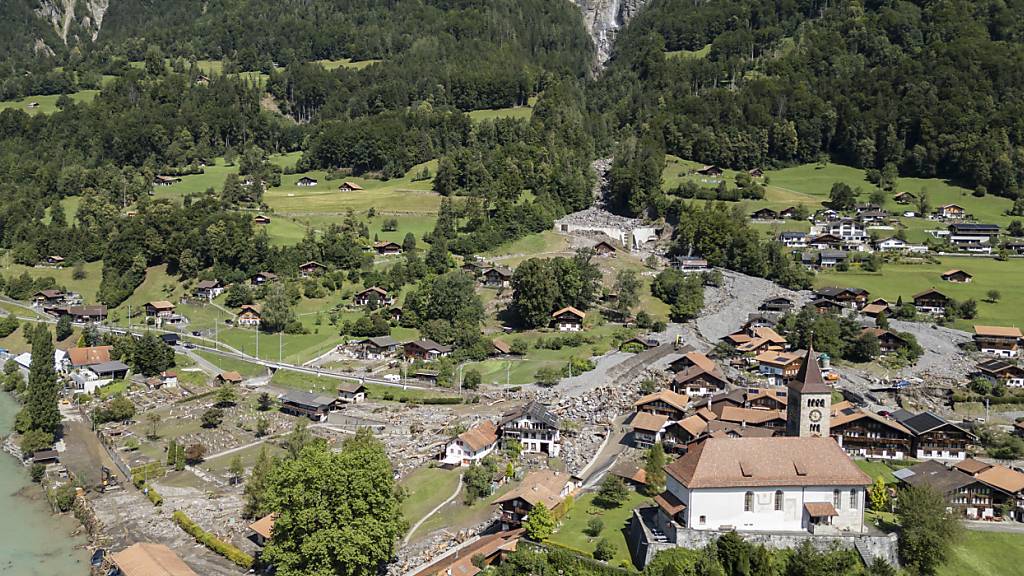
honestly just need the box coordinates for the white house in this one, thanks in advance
[498,401,560,457]
[654,437,870,535]
[442,420,498,466]
[13,349,68,375]
[778,232,807,248]
[822,219,867,243]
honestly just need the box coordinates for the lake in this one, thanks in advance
[0,393,90,575]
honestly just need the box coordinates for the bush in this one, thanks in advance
[586,517,604,537]
[172,510,254,568]
[30,463,45,483]
[593,538,616,561]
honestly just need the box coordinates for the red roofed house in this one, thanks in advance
[442,420,498,466]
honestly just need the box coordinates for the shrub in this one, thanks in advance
[586,517,604,537]
[172,510,254,568]
[30,463,45,483]
[593,538,616,561]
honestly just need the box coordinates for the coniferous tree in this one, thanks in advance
[26,324,60,436]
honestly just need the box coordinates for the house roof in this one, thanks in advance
[654,491,687,516]
[68,305,107,316]
[91,360,130,374]
[977,359,1024,376]
[493,469,571,509]
[816,286,868,298]
[411,530,521,576]
[609,462,647,484]
[676,351,717,373]
[483,266,513,278]
[745,387,789,406]
[953,458,992,476]
[673,365,729,387]
[356,286,389,297]
[705,420,776,439]
[280,390,335,409]
[239,303,262,315]
[35,289,64,298]
[899,460,977,494]
[974,325,1022,338]
[787,346,829,394]
[373,241,401,248]
[249,513,276,540]
[941,269,972,278]
[499,401,558,429]
[68,345,112,367]
[976,465,1024,494]
[492,339,512,354]
[457,421,498,452]
[110,543,198,576]
[299,261,325,269]
[631,411,670,433]
[754,350,801,368]
[895,411,973,438]
[195,280,220,290]
[862,303,890,315]
[634,389,690,412]
[253,271,277,279]
[340,181,364,190]
[717,406,785,426]
[664,437,871,489]
[147,300,175,310]
[829,407,911,435]
[337,381,366,394]
[551,306,585,320]
[217,371,243,383]
[362,335,399,348]
[675,415,709,438]
[406,339,452,354]
[912,288,948,300]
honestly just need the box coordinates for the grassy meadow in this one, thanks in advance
[938,531,1024,576]
[548,491,652,567]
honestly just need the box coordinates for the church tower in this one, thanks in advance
[785,345,831,437]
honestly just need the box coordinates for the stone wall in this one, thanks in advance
[630,508,900,569]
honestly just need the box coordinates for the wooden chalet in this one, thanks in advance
[912,288,950,315]
[481,267,512,288]
[893,191,916,204]
[299,261,326,277]
[760,296,794,313]
[893,410,975,461]
[353,286,393,307]
[696,165,722,176]
[356,336,399,359]
[814,286,870,309]
[634,389,690,421]
[373,241,402,255]
[111,543,198,576]
[672,365,729,398]
[861,299,891,318]
[338,181,365,191]
[551,306,585,332]
[977,359,1024,388]
[750,207,778,220]
[897,460,1015,520]
[973,325,1022,358]
[279,390,336,421]
[236,304,262,327]
[403,339,453,361]
[941,269,973,283]
[32,289,65,306]
[253,215,272,225]
[493,470,575,529]
[296,176,318,187]
[337,381,367,403]
[67,305,107,323]
[250,271,278,285]
[860,328,911,355]
[216,371,243,385]
[592,241,617,256]
[152,175,182,187]
[830,403,913,460]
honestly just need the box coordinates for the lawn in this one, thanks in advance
[938,531,1024,576]
[400,467,463,527]
[106,264,181,321]
[193,351,267,378]
[316,58,382,70]
[665,44,711,60]
[215,327,346,365]
[0,90,101,115]
[411,477,519,540]
[854,460,906,485]
[4,261,104,303]
[467,105,533,122]
[548,490,652,567]
[815,257,1024,330]
[481,231,571,263]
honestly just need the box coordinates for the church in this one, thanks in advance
[652,346,871,535]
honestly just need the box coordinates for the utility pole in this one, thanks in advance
[279,331,282,364]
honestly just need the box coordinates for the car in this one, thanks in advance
[191,331,202,337]
[383,374,401,383]
[183,342,196,349]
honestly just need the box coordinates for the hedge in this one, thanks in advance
[172,510,254,568]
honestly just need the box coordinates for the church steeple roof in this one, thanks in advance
[788,343,830,394]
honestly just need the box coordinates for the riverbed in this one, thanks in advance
[0,393,90,575]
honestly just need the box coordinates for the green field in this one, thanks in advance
[400,467,462,527]
[815,257,1024,330]
[938,531,1024,576]
[4,261,104,303]
[193,350,267,378]
[0,90,101,115]
[854,460,907,485]
[665,44,711,60]
[467,105,534,122]
[315,58,382,70]
[548,490,652,566]
[268,369,456,403]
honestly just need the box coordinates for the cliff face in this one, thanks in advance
[571,0,648,68]
[34,0,109,48]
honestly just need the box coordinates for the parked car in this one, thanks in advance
[383,374,401,383]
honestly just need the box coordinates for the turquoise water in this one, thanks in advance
[0,394,90,575]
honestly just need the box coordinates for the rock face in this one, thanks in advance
[571,0,649,68]
[34,0,108,46]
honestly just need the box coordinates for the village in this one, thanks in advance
[3,176,1024,576]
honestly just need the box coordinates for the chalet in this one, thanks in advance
[667,350,716,374]
[216,371,243,385]
[1005,241,1024,255]
[249,513,275,547]
[442,420,498,466]
[159,371,178,387]
[357,335,399,359]
[492,339,513,356]
[872,237,907,252]
[482,267,513,288]
[373,241,402,256]
[253,215,271,225]
[912,288,950,315]
[779,206,800,219]
[750,208,778,220]
[809,298,844,315]
[337,381,367,403]
[935,204,966,219]
[860,328,910,354]
[731,326,788,355]
[632,411,670,448]
[592,241,617,256]
[67,305,107,323]
[760,296,794,313]
[674,257,710,273]
[893,410,975,461]
[748,168,764,178]
[44,255,65,266]
[823,219,867,243]
[68,346,113,368]
[413,370,439,384]
[857,210,889,224]
[817,250,848,269]
[551,306,585,332]
[493,469,575,529]
[962,463,1024,521]
[948,223,999,252]
[353,286,393,308]
[896,460,1014,520]
[693,389,746,417]
[973,325,1022,358]
[498,401,560,456]
[861,299,891,318]
[746,387,788,410]
[941,269,973,283]
[634,389,690,421]
[652,437,870,535]
[806,234,842,250]
[893,191,916,204]
[696,165,722,176]
[461,260,490,276]
[756,351,802,385]
[814,208,840,222]
[145,301,176,318]
[673,365,730,398]
[32,289,64,306]
[829,404,913,460]
[716,406,787,432]
[664,415,711,448]
[193,280,224,299]
[388,306,403,323]
[279,390,336,421]
[338,181,365,192]
[610,461,649,488]
[152,175,182,187]
[111,543,199,576]
[299,261,326,277]
[977,359,1024,388]
[778,232,807,248]
[250,271,278,285]
[815,287,869,309]
[621,336,659,352]
[403,339,452,361]
[296,176,318,187]
[855,204,881,214]
[236,304,262,327]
